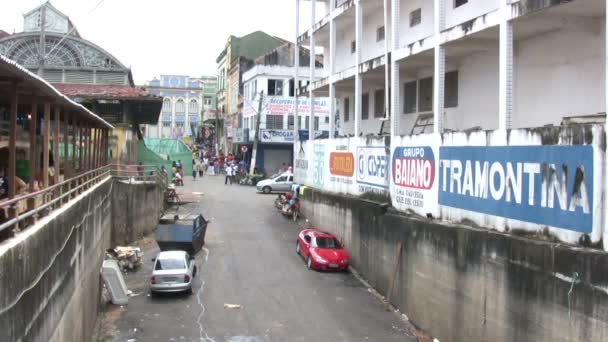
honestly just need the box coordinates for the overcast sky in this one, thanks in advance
[0,0,323,85]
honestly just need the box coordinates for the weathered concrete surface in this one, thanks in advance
[302,188,608,342]
[95,176,418,342]
[0,178,112,342]
[0,177,166,342]
[111,179,164,246]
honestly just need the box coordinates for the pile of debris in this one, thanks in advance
[107,246,143,272]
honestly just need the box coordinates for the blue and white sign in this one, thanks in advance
[439,146,593,233]
[260,129,294,144]
[356,146,389,193]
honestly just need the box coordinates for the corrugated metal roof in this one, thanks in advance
[0,54,113,129]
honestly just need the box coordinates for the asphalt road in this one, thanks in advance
[96,175,417,342]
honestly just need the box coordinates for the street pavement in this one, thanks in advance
[96,174,417,342]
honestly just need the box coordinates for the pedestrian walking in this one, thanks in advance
[197,159,204,177]
[208,159,215,176]
[192,159,197,181]
[225,163,233,185]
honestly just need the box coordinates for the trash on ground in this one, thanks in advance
[108,246,143,272]
[224,303,242,309]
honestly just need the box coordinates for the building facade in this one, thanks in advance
[215,31,288,153]
[241,42,330,174]
[144,75,212,140]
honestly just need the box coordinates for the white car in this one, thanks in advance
[150,251,197,295]
[256,173,293,194]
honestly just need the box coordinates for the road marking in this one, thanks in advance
[196,247,215,342]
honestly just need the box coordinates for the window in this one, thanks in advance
[376,26,385,42]
[445,71,459,108]
[175,99,185,113]
[204,97,212,105]
[155,258,186,270]
[244,117,249,129]
[253,80,258,98]
[403,81,417,114]
[374,89,385,118]
[305,116,310,130]
[410,8,421,27]
[266,115,284,129]
[162,98,172,113]
[162,121,171,127]
[276,176,288,182]
[314,116,319,130]
[189,99,198,114]
[455,0,468,8]
[289,79,295,97]
[418,77,433,112]
[268,79,283,96]
[344,97,350,122]
[324,116,329,124]
[351,40,356,54]
[361,93,369,120]
[288,115,294,129]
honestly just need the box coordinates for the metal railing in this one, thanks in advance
[0,164,167,237]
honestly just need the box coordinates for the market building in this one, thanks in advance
[0,2,162,164]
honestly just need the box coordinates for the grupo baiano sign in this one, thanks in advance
[438,146,593,233]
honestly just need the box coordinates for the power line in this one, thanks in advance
[43,0,107,60]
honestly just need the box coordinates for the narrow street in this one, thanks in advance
[97,175,416,342]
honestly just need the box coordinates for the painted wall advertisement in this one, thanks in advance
[392,146,436,209]
[329,147,354,185]
[313,144,325,188]
[260,129,294,144]
[357,146,389,195]
[439,146,593,233]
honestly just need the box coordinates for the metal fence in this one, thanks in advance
[0,164,167,238]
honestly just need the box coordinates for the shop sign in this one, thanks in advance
[313,144,325,187]
[260,129,294,144]
[392,146,436,208]
[330,152,354,177]
[439,146,593,233]
[356,146,389,193]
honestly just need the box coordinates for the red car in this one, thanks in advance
[296,229,349,271]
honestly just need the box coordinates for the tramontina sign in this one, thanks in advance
[438,146,593,233]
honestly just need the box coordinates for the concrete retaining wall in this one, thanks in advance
[0,177,165,342]
[111,179,164,246]
[302,188,608,342]
[0,178,112,342]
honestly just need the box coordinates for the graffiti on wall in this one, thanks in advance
[357,146,389,195]
[439,146,593,233]
[392,146,436,208]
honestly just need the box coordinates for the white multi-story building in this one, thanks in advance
[296,0,606,137]
[241,43,331,173]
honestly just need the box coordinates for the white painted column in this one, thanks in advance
[294,0,300,145]
[309,0,316,141]
[383,0,390,121]
[499,1,514,131]
[433,0,445,133]
[604,0,608,251]
[329,10,336,139]
[390,0,400,136]
[354,0,363,137]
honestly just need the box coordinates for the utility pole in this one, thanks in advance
[249,91,264,174]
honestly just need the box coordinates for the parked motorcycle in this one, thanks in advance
[275,192,292,210]
[281,198,301,222]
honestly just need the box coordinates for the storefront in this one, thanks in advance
[254,129,294,175]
